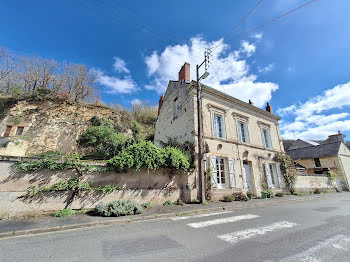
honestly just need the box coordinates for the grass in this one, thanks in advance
[52,208,85,218]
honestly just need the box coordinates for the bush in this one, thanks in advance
[142,202,152,209]
[314,189,321,194]
[94,200,143,217]
[222,195,235,202]
[52,208,84,218]
[108,141,190,171]
[233,192,249,201]
[267,189,275,198]
[173,199,186,205]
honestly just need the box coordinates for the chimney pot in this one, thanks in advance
[249,100,254,105]
[265,102,273,113]
[178,62,190,82]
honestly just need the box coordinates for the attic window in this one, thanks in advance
[4,126,12,137]
[16,126,24,136]
[314,158,321,168]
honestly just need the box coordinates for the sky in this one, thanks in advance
[1,0,350,141]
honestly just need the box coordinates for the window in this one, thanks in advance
[238,121,249,143]
[262,128,272,149]
[216,158,226,184]
[213,114,225,138]
[314,158,321,168]
[4,126,12,137]
[15,127,24,136]
[173,98,179,119]
[269,164,276,185]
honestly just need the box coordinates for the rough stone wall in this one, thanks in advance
[295,176,333,192]
[154,81,195,147]
[295,156,349,190]
[0,98,128,156]
[0,160,196,217]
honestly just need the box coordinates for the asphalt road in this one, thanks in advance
[1,193,350,262]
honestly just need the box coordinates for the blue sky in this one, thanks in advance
[1,0,350,140]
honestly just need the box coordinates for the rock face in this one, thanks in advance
[0,98,127,156]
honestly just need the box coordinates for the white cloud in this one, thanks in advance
[113,57,130,74]
[258,63,275,74]
[240,40,256,57]
[277,104,297,116]
[144,36,278,108]
[253,33,263,40]
[279,82,350,140]
[131,98,142,105]
[95,70,137,94]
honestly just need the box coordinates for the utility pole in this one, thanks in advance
[196,48,210,204]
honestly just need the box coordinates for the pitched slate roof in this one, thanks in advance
[286,141,342,160]
[283,140,295,151]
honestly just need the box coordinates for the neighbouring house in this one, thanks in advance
[284,132,350,191]
[154,62,286,199]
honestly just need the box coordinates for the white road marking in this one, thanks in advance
[187,214,259,228]
[280,235,350,262]
[170,211,234,221]
[218,221,298,244]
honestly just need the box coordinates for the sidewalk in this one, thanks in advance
[0,193,344,239]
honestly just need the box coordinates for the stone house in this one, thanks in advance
[284,132,350,191]
[154,63,286,199]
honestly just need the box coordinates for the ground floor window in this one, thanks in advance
[216,158,225,184]
[15,126,24,136]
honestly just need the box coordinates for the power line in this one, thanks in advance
[210,0,264,52]
[223,0,319,46]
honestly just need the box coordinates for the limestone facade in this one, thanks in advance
[154,67,286,197]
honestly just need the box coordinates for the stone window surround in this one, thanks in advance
[207,105,227,139]
[233,113,250,145]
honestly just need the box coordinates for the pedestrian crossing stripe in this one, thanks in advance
[218,221,298,244]
[170,211,235,221]
[187,214,260,228]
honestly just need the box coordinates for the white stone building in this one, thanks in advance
[154,63,286,199]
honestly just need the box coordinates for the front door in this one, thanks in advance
[243,163,252,191]
[216,158,226,189]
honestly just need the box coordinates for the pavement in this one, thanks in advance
[0,192,349,262]
[0,193,339,238]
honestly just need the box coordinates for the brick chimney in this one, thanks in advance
[157,94,164,116]
[249,100,254,106]
[178,62,190,82]
[265,103,273,113]
[325,131,346,144]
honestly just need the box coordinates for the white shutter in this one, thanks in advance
[244,123,250,144]
[210,156,218,188]
[267,130,272,149]
[265,163,273,188]
[228,158,236,188]
[221,117,226,139]
[276,163,285,188]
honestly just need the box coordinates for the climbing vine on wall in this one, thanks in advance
[274,152,298,193]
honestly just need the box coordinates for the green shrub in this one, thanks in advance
[267,189,275,198]
[107,141,190,171]
[292,191,302,196]
[233,192,249,201]
[173,199,186,205]
[52,208,84,218]
[222,195,235,202]
[191,199,200,204]
[163,200,173,206]
[94,200,143,217]
[141,202,152,209]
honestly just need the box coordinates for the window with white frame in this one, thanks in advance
[238,121,249,143]
[213,113,225,138]
[262,128,272,149]
[173,98,179,119]
[215,158,226,185]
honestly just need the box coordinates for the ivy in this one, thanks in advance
[107,141,190,171]
[274,152,298,193]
